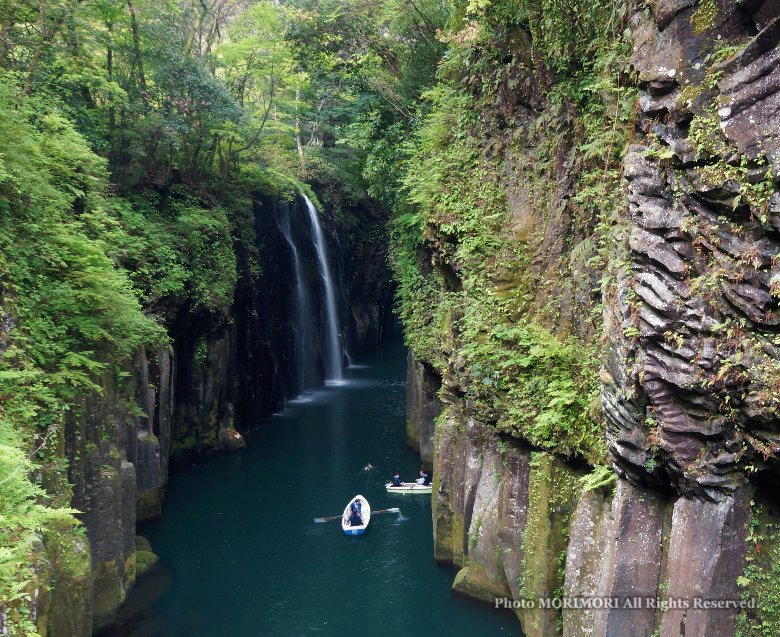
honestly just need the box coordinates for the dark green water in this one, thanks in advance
[118,341,522,636]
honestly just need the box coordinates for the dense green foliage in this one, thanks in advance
[1,0,637,629]
[0,76,161,631]
[0,0,333,630]
[374,0,638,464]
[737,497,780,636]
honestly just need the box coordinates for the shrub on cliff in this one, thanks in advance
[0,76,163,634]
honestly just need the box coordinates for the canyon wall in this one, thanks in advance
[16,192,392,636]
[404,1,780,635]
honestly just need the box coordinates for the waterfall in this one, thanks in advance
[302,194,343,381]
[276,208,314,392]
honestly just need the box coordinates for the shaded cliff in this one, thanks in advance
[402,1,780,636]
[1,184,393,635]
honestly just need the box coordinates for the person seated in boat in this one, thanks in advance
[349,499,363,526]
[391,472,402,487]
[416,470,430,486]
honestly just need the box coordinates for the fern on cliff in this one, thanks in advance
[0,76,162,634]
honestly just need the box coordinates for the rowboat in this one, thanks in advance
[385,481,432,495]
[341,495,370,535]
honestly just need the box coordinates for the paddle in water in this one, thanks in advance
[313,507,400,523]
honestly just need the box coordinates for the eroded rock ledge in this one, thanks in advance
[405,1,780,635]
[415,390,757,636]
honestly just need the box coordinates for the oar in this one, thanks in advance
[373,508,401,516]
[313,507,400,523]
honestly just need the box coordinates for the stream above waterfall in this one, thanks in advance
[114,340,522,636]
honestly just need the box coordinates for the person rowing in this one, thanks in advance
[417,470,431,486]
[348,498,363,526]
[391,472,402,487]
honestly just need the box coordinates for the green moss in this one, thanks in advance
[493,543,505,575]
[390,5,637,466]
[736,497,780,636]
[92,559,123,625]
[135,550,159,578]
[452,562,511,603]
[470,514,484,550]
[461,317,606,465]
[40,528,92,637]
[124,553,137,590]
[137,488,162,522]
[688,112,774,220]
[392,83,609,464]
[691,0,718,34]
[134,536,159,579]
[171,433,197,457]
[518,453,581,635]
[452,509,467,567]
[431,412,470,566]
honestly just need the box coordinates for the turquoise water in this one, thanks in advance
[117,341,522,636]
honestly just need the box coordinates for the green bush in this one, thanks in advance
[0,76,162,633]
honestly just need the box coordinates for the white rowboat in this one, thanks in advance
[341,495,370,535]
[385,482,432,495]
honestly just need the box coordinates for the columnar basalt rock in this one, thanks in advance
[406,351,442,465]
[606,0,780,502]
[594,2,777,632]
[413,3,780,636]
[19,191,394,636]
[562,488,615,637]
[431,397,585,635]
[661,488,751,636]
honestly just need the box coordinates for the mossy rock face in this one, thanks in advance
[136,430,163,522]
[432,413,465,564]
[462,441,506,593]
[450,511,466,567]
[92,559,124,630]
[170,433,198,463]
[405,350,441,465]
[135,550,159,579]
[734,490,780,637]
[453,563,511,604]
[218,427,247,451]
[562,487,614,637]
[518,452,582,637]
[41,528,93,637]
[124,552,137,591]
[134,536,159,578]
[660,488,751,636]
[137,488,162,522]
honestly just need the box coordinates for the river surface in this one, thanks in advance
[118,340,522,636]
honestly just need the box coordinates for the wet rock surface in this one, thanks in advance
[218,427,247,451]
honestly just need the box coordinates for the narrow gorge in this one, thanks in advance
[3,186,394,634]
[1,0,779,636]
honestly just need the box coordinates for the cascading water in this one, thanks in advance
[276,208,314,392]
[302,194,343,381]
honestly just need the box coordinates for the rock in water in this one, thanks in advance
[218,427,247,452]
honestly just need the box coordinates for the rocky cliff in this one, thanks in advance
[403,1,780,635]
[4,190,392,636]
